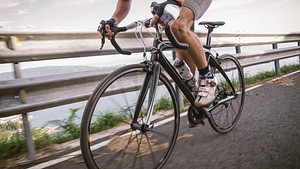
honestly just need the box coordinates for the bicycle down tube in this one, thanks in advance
[131,22,193,130]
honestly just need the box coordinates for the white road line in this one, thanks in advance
[27,70,299,169]
[28,150,81,169]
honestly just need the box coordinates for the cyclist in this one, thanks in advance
[98,0,215,107]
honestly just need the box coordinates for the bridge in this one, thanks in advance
[0,30,299,168]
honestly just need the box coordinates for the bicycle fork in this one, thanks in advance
[131,61,161,132]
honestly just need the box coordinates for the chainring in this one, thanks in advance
[187,106,206,127]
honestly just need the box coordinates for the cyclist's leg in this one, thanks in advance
[174,0,212,72]
[172,0,216,107]
[176,50,196,74]
[171,7,207,71]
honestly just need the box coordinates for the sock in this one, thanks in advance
[198,67,209,76]
[198,67,214,79]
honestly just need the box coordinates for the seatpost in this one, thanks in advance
[206,26,214,47]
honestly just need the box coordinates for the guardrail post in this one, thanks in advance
[298,41,300,64]
[272,43,280,75]
[235,46,241,54]
[172,50,184,109]
[6,36,19,50]
[13,63,36,159]
[235,46,245,76]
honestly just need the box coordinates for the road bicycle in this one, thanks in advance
[80,3,245,169]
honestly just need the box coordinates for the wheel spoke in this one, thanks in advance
[207,55,245,133]
[80,65,179,168]
[144,133,158,166]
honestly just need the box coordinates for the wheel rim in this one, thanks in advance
[208,55,245,132]
[81,65,179,169]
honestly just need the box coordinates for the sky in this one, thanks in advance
[0,0,300,33]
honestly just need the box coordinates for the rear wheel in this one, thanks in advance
[208,54,245,133]
[80,63,180,169]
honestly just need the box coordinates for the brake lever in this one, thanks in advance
[100,34,105,50]
[97,19,131,54]
[98,20,107,50]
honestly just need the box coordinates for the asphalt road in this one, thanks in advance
[14,71,300,169]
[164,72,300,169]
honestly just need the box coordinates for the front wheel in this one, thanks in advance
[208,54,245,134]
[80,63,180,169]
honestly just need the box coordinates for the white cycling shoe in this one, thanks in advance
[195,73,217,107]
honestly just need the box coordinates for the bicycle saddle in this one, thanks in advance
[199,21,225,27]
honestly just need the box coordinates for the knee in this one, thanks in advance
[171,21,190,38]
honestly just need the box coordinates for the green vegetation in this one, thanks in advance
[0,97,174,160]
[0,122,54,159]
[154,97,173,112]
[245,64,299,85]
[0,131,26,159]
[45,108,81,144]
[245,71,276,84]
[90,112,128,133]
[0,64,299,159]
[0,119,26,159]
[217,79,240,89]
[0,120,23,139]
[280,64,300,74]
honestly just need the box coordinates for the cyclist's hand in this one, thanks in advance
[97,18,117,40]
[150,0,181,28]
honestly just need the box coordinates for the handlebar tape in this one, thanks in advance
[109,26,132,55]
[165,27,189,50]
[111,36,132,55]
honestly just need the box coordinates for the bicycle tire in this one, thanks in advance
[207,54,245,134]
[80,63,180,169]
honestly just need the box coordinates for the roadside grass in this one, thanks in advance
[90,112,128,134]
[0,63,299,160]
[0,97,174,160]
[245,64,299,85]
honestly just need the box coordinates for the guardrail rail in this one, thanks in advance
[0,31,299,158]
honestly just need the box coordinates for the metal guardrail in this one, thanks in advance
[0,31,299,158]
[1,32,299,117]
[1,46,300,117]
[0,32,300,63]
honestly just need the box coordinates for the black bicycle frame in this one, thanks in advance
[206,52,236,95]
[131,23,237,129]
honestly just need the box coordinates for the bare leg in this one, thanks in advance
[176,50,196,74]
[171,7,207,71]
[172,7,216,107]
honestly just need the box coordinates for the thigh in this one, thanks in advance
[183,0,212,20]
[176,6,195,27]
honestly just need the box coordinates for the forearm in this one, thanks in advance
[112,0,132,24]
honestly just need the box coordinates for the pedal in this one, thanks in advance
[187,122,197,128]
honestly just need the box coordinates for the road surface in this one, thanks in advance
[8,71,300,169]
